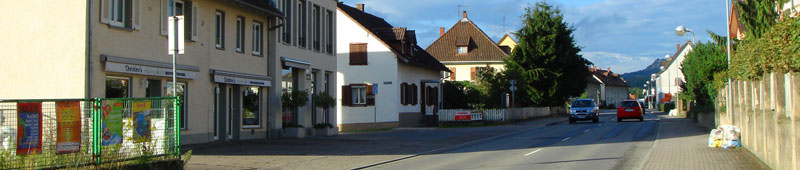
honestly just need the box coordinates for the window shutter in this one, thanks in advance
[190,1,199,41]
[349,43,367,65]
[450,67,456,80]
[411,84,418,105]
[342,85,352,106]
[470,67,476,80]
[160,0,168,35]
[132,0,141,30]
[100,0,110,24]
[366,85,375,106]
[400,83,407,105]
[433,87,438,106]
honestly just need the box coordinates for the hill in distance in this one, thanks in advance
[621,58,665,89]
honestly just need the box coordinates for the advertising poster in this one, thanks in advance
[16,102,42,155]
[56,101,81,154]
[101,100,123,146]
[132,101,151,142]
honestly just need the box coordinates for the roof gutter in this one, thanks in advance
[85,0,93,98]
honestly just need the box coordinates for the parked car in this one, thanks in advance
[569,99,599,124]
[617,100,644,122]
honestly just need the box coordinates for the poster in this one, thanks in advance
[132,101,151,142]
[16,102,42,155]
[56,101,81,154]
[101,100,123,145]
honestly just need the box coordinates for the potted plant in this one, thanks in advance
[312,93,338,136]
[282,90,309,138]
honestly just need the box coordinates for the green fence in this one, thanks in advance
[0,97,181,169]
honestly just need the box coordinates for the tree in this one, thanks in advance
[505,2,592,107]
[681,40,728,105]
[735,0,783,39]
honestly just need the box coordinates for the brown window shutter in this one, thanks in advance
[470,67,476,80]
[349,43,367,65]
[433,87,438,105]
[450,67,456,80]
[342,85,352,106]
[400,83,407,105]
[412,84,418,105]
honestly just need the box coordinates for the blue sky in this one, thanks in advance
[339,0,728,73]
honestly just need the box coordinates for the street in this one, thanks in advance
[368,110,658,170]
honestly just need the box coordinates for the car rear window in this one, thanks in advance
[621,101,638,107]
[571,100,594,107]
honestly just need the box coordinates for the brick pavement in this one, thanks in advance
[640,115,770,170]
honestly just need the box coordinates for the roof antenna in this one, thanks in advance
[457,4,466,20]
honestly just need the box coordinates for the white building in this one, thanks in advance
[655,41,693,104]
[584,66,630,107]
[335,3,450,131]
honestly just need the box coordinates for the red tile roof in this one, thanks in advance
[426,13,509,62]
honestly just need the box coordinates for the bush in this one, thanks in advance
[730,17,800,80]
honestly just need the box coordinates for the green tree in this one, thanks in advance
[735,0,784,39]
[505,2,592,107]
[681,40,728,105]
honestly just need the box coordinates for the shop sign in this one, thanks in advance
[214,75,271,87]
[454,112,471,120]
[56,101,81,154]
[105,62,198,79]
[17,102,42,155]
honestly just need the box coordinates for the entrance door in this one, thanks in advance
[218,84,241,141]
[214,84,225,141]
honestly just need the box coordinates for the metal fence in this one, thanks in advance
[0,97,181,169]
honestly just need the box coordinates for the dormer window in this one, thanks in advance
[457,46,468,54]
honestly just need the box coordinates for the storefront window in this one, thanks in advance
[105,76,130,98]
[166,82,187,129]
[242,86,261,127]
[281,67,296,126]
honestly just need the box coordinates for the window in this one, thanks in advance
[298,0,307,48]
[166,82,187,129]
[281,0,292,43]
[242,86,261,128]
[109,0,125,26]
[215,10,225,49]
[169,0,184,16]
[252,21,263,56]
[352,86,366,105]
[312,5,321,51]
[400,83,417,105]
[457,46,468,54]
[235,16,245,52]
[145,79,162,97]
[105,76,130,98]
[349,43,367,65]
[326,10,334,54]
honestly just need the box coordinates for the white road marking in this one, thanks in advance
[561,137,571,142]
[584,129,591,133]
[524,149,542,156]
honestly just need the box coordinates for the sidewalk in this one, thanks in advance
[184,116,565,170]
[640,114,770,170]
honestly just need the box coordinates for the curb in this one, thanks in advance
[349,118,565,170]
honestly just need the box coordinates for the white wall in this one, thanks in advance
[657,45,693,100]
[397,64,441,113]
[444,63,505,81]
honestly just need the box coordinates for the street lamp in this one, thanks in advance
[675,25,696,43]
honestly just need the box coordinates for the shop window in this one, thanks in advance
[105,76,130,98]
[167,82,187,129]
[145,79,162,97]
[242,86,261,128]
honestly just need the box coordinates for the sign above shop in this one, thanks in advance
[105,62,198,79]
[213,75,271,87]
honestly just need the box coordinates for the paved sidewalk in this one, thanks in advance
[640,114,769,170]
[184,116,566,170]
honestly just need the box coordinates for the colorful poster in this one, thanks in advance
[16,102,42,155]
[132,101,151,143]
[56,101,81,154]
[101,100,123,146]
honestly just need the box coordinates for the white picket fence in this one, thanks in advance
[438,107,565,122]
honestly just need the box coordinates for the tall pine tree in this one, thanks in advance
[505,2,592,107]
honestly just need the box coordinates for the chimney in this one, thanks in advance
[462,11,467,18]
[356,3,365,11]
[677,42,680,53]
[440,27,445,37]
[593,66,597,72]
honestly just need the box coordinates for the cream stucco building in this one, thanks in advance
[427,11,510,82]
[0,0,337,144]
[655,41,693,104]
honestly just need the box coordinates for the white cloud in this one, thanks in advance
[581,51,655,73]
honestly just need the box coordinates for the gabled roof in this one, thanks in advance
[591,69,628,87]
[337,2,449,72]
[426,12,510,62]
[658,41,693,75]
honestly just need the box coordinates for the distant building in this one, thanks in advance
[427,11,510,82]
[497,34,517,55]
[585,66,630,107]
[655,41,693,104]
[335,3,449,130]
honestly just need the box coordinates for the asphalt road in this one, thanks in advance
[369,110,660,170]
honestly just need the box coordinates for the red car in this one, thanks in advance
[617,100,644,122]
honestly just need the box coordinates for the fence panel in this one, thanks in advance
[0,97,180,169]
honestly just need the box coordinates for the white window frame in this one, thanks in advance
[457,46,468,54]
[252,21,263,56]
[215,10,224,49]
[109,0,126,27]
[235,16,245,52]
[352,86,366,105]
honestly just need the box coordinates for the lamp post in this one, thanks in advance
[675,25,696,43]
[725,0,733,123]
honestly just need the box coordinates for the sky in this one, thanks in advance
[338,0,728,74]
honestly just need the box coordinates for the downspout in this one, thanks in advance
[86,0,93,98]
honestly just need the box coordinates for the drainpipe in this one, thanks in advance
[85,0,93,98]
